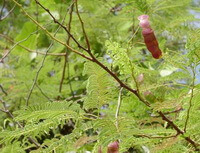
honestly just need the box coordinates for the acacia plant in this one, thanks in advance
[0,0,200,152]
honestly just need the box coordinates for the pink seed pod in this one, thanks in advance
[138,15,150,28]
[107,141,119,153]
[138,15,162,59]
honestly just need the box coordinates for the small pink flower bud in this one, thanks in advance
[137,73,144,83]
[107,141,119,153]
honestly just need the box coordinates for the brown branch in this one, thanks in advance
[129,61,151,107]
[75,0,90,51]
[59,3,74,95]
[90,57,149,105]
[26,2,77,105]
[34,0,88,52]
[35,1,39,55]
[0,33,66,56]
[66,6,75,98]
[158,111,184,135]
[73,2,149,106]
[37,0,140,102]
[12,0,93,61]
[0,98,40,148]
[12,0,200,150]
[33,0,148,108]
[158,111,199,150]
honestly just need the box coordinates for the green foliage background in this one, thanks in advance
[0,0,200,152]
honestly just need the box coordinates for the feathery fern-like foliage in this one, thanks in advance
[0,0,200,152]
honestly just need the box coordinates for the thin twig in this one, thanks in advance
[184,64,196,132]
[36,2,39,55]
[67,60,74,97]
[66,21,75,97]
[34,0,88,52]
[115,87,123,129]
[65,94,84,101]
[137,134,178,139]
[75,0,90,51]
[128,26,140,43]
[153,107,183,117]
[12,0,93,61]
[0,84,8,96]
[128,59,199,149]
[0,99,40,148]
[158,111,199,150]
[13,0,200,150]
[32,0,140,102]
[59,3,74,95]
[74,0,149,107]
[0,4,16,21]
[130,61,140,93]
[0,0,6,19]
[0,108,6,112]
[0,34,66,56]
[26,42,54,106]
[26,2,77,105]
[14,0,139,101]
[0,31,37,63]
[91,57,140,98]
[36,84,53,102]
[66,3,76,99]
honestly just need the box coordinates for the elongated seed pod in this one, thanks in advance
[138,15,162,59]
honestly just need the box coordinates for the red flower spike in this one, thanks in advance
[138,15,162,59]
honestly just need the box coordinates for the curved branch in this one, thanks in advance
[34,0,88,52]
[12,0,200,150]
[0,33,66,56]
[0,4,16,21]
[0,84,8,96]
[75,0,90,51]
[184,64,196,132]
[12,0,93,61]
[0,31,37,63]
[26,42,54,106]
[59,3,75,95]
